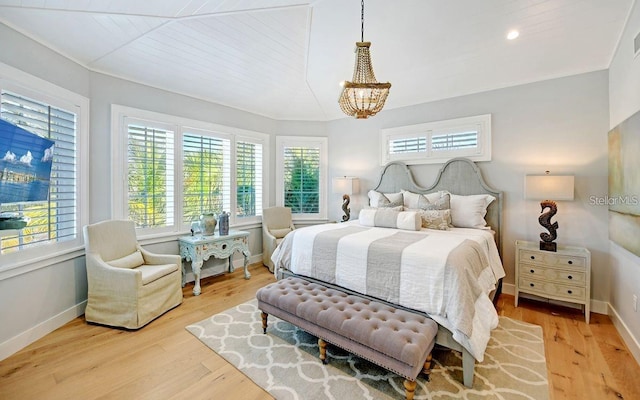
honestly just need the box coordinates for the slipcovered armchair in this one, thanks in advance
[83,220,183,329]
[262,207,295,272]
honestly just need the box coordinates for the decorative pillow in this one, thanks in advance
[108,250,144,269]
[449,194,496,229]
[270,227,292,239]
[367,190,404,208]
[359,208,421,231]
[402,190,450,210]
[406,208,451,230]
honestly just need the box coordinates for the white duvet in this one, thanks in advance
[272,221,506,362]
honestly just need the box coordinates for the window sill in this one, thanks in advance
[0,245,86,281]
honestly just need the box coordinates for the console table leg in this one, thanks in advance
[192,261,203,296]
[243,251,251,279]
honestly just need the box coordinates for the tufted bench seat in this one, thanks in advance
[256,277,438,400]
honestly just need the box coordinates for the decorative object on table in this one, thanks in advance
[332,176,359,222]
[338,0,391,119]
[218,211,229,235]
[190,220,201,237]
[199,213,217,236]
[525,172,574,252]
[608,108,640,257]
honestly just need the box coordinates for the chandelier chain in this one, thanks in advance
[361,0,365,42]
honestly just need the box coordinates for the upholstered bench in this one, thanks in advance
[256,277,438,400]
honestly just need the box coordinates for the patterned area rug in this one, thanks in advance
[186,300,549,400]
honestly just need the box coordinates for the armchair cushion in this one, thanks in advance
[138,263,179,285]
[270,227,292,239]
[108,250,144,269]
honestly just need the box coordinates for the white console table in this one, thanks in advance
[178,230,251,296]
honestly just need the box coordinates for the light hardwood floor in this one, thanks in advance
[1,263,639,399]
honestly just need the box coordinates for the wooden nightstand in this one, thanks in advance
[515,240,591,323]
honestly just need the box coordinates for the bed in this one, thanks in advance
[272,157,505,387]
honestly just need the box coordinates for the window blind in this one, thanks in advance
[389,136,427,154]
[283,146,320,214]
[127,124,175,228]
[0,91,77,254]
[432,130,478,151]
[236,140,262,218]
[182,133,230,225]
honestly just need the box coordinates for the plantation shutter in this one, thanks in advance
[283,146,320,214]
[0,91,77,254]
[182,133,231,225]
[127,124,175,228]
[431,130,478,151]
[236,140,262,218]
[389,136,427,155]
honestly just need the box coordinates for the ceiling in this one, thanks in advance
[0,0,634,121]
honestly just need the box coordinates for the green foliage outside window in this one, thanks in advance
[284,148,319,214]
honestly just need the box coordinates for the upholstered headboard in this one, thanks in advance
[372,157,503,257]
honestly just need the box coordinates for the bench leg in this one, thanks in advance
[318,338,328,364]
[403,379,417,400]
[421,353,433,380]
[261,312,268,334]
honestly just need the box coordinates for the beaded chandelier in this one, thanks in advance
[338,0,391,119]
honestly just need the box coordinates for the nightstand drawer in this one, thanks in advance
[519,263,586,285]
[519,277,586,301]
[519,250,586,268]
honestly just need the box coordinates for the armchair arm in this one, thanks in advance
[85,253,141,295]
[137,245,181,266]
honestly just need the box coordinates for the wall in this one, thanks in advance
[0,22,273,360]
[608,0,640,363]
[325,71,611,310]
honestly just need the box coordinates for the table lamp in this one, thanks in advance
[525,172,574,251]
[332,176,359,222]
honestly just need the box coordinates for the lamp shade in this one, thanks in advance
[525,175,574,200]
[332,177,359,195]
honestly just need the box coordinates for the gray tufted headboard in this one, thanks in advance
[372,157,503,258]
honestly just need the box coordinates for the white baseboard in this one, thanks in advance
[0,300,87,362]
[608,303,640,366]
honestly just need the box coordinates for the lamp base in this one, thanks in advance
[539,241,557,252]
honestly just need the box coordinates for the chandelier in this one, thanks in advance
[338,0,391,119]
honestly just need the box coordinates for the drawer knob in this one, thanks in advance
[568,260,573,265]
[530,256,535,260]
[530,269,535,273]
[530,283,535,287]
[568,275,573,280]
[222,244,227,250]
[567,290,573,294]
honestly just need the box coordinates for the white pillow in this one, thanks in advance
[359,209,421,231]
[450,194,495,229]
[108,250,144,269]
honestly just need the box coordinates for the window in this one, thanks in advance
[0,78,87,260]
[182,130,230,226]
[276,137,327,220]
[381,114,491,165]
[112,106,268,234]
[236,139,262,218]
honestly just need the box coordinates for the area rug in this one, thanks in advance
[186,300,549,399]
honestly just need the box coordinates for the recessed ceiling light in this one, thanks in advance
[507,30,519,40]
